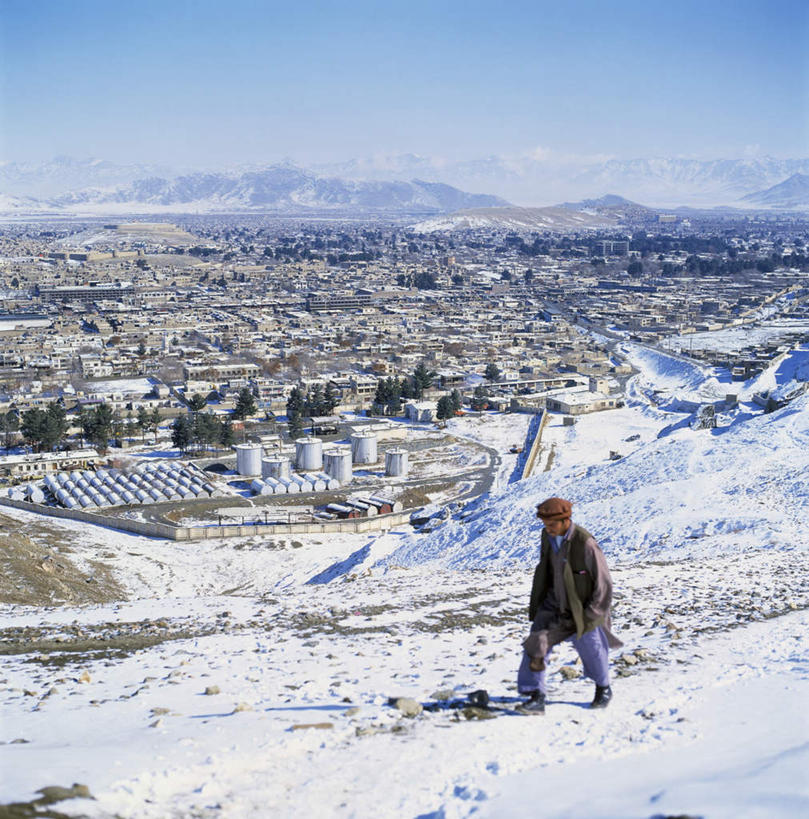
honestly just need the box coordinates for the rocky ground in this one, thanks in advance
[2,533,807,817]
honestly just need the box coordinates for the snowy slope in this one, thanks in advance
[379,392,809,571]
[2,340,809,818]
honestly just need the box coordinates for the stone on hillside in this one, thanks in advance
[559,666,579,680]
[392,697,423,717]
[290,722,333,731]
[37,783,92,804]
[463,706,496,720]
[203,685,221,695]
[430,689,455,701]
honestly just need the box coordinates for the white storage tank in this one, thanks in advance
[304,473,327,492]
[25,485,45,504]
[324,447,353,483]
[295,438,323,471]
[264,476,283,494]
[235,444,263,476]
[57,472,71,487]
[135,489,150,503]
[277,477,300,494]
[250,478,274,496]
[385,448,409,477]
[316,471,340,491]
[351,432,378,464]
[290,474,314,493]
[262,456,291,480]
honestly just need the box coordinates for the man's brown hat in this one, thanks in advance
[535,496,572,520]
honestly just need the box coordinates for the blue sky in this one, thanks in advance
[1,0,807,165]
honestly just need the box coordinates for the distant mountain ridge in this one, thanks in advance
[1,166,509,215]
[316,154,809,207]
[3,154,809,212]
[740,173,809,209]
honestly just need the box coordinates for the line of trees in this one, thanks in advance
[20,404,69,452]
[171,412,234,453]
[285,384,340,439]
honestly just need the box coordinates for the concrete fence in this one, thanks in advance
[0,496,411,542]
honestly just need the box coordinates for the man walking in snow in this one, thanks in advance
[517,496,622,714]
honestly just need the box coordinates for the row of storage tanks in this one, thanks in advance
[235,433,409,497]
[321,494,404,520]
[10,463,224,509]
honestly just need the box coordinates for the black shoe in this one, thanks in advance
[518,691,546,715]
[590,685,612,709]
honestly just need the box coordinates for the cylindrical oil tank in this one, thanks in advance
[135,489,150,503]
[303,473,327,492]
[351,432,378,464]
[277,477,299,494]
[55,487,71,506]
[76,478,90,491]
[43,475,59,491]
[290,474,313,492]
[90,477,104,489]
[250,478,273,496]
[324,447,352,483]
[120,490,137,504]
[235,444,263,476]
[295,438,323,471]
[264,476,283,494]
[262,456,291,480]
[26,485,45,504]
[76,493,94,508]
[57,472,71,487]
[369,494,403,513]
[70,470,83,483]
[315,471,340,491]
[147,487,164,502]
[385,448,409,477]
[81,470,95,482]
[346,498,376,516]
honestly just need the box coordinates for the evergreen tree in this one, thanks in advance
[219,416,235,448]
[187,393,207,413]
[286,386,305,418]
[451,389,463,413]
[1,410,19,450]
[412,361,436,399]
[171,415,192,452]
[436,395,455,421]
[136,407,149,443]
[323,383,339,414]
[149,407,162,443]
[287,412,304,440]
[471,384,489,411]
[233,387,258,420]
[484,362,501,383]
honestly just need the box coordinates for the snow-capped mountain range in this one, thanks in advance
[0,164,508,215]
[315,153,809,208]
[2,154,809,213]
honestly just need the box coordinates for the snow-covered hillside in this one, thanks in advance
[1,343,808,818]
[412,205,617,233]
